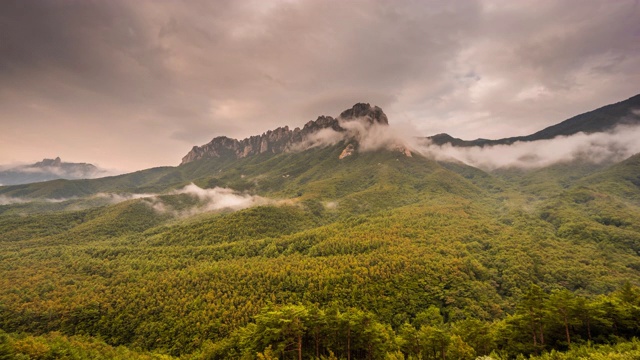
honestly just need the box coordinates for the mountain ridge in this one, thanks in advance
[429,93,640,147]
[181,103,389,164]
[2,97,640,359]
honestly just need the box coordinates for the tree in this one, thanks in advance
[518,284,549,353]
[547,289,577,347]
[253,305,308,359]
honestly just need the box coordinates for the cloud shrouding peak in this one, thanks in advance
[0,0,638,171]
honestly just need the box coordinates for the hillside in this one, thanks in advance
[1,101,640,359]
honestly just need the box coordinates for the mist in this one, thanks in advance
[170,184,269,212]
[0,184,270,217]
[291,117,418,154]
[288,114,640,171]
[0,195,74,205]
[289,128,346,152]
[419,124,640,170]
[0,195,30,205]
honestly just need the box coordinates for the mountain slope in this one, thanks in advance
[580,153,640,203]
[2,150,639,356]
[429,93,640,146]
[1,100,640,358]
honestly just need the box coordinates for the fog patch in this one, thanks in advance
[172,183,269,212]
[418,124,640,170]
[0,195,30,205]
[2,163,109,178]
[289,128,345,151]
[292,117,418,154]
[324,201,338,209]
[290,114,640,170]
[0,195,74,205]
[94,192,156,203]
[340,120,414,153]
[92,184,269,216]
[0,185,270,217]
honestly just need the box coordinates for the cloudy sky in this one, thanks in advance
[1,0,639,171]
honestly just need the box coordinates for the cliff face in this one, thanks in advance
[181,103,388,165]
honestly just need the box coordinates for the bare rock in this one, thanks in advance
[339,144,356,159]
[180,103,389,165]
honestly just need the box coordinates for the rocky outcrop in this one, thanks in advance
[339,103,388,125]
[34,157,63,167]
[181,103,389,164]
[338,144,355,159]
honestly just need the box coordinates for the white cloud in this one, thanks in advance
[171,183,269,212]
[0,195,29,205]
[0,195,71,205]
[419,125,640,170]
[94,192,156,203]
[287,116,640,171]
[288,128,345,151]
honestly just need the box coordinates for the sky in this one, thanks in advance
[1,0,639,172]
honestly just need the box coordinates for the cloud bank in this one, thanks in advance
[1,0,638,171]
[290,116,640,171]
[98,184,270,216]
[166,184,269,214]
[0,184,270,216]
[418,125,640,170]
[0,195,70,206]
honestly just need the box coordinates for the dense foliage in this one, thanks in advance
[1,146,639,359]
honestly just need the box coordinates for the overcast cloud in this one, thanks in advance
[0,0,639,171]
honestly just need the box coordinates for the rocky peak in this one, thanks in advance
[339,103,389,125]
[180,103,390,165]
[33,157,63,167]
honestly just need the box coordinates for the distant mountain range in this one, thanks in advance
[1,94,639,200]
[428,94,640,147]
[0,157,105,186]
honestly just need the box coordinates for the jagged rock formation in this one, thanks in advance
[181,103,390,164]
[339,103,388,125]
[338,144,356,159]
[34,157,63,167]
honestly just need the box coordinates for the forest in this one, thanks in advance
[1,145,640,359]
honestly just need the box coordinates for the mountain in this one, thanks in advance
[181,103,389,164]
[1,99,640,359]
[429,93,640,146]
[0,157,106,186]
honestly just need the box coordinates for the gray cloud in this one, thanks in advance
[0,0,638,171]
